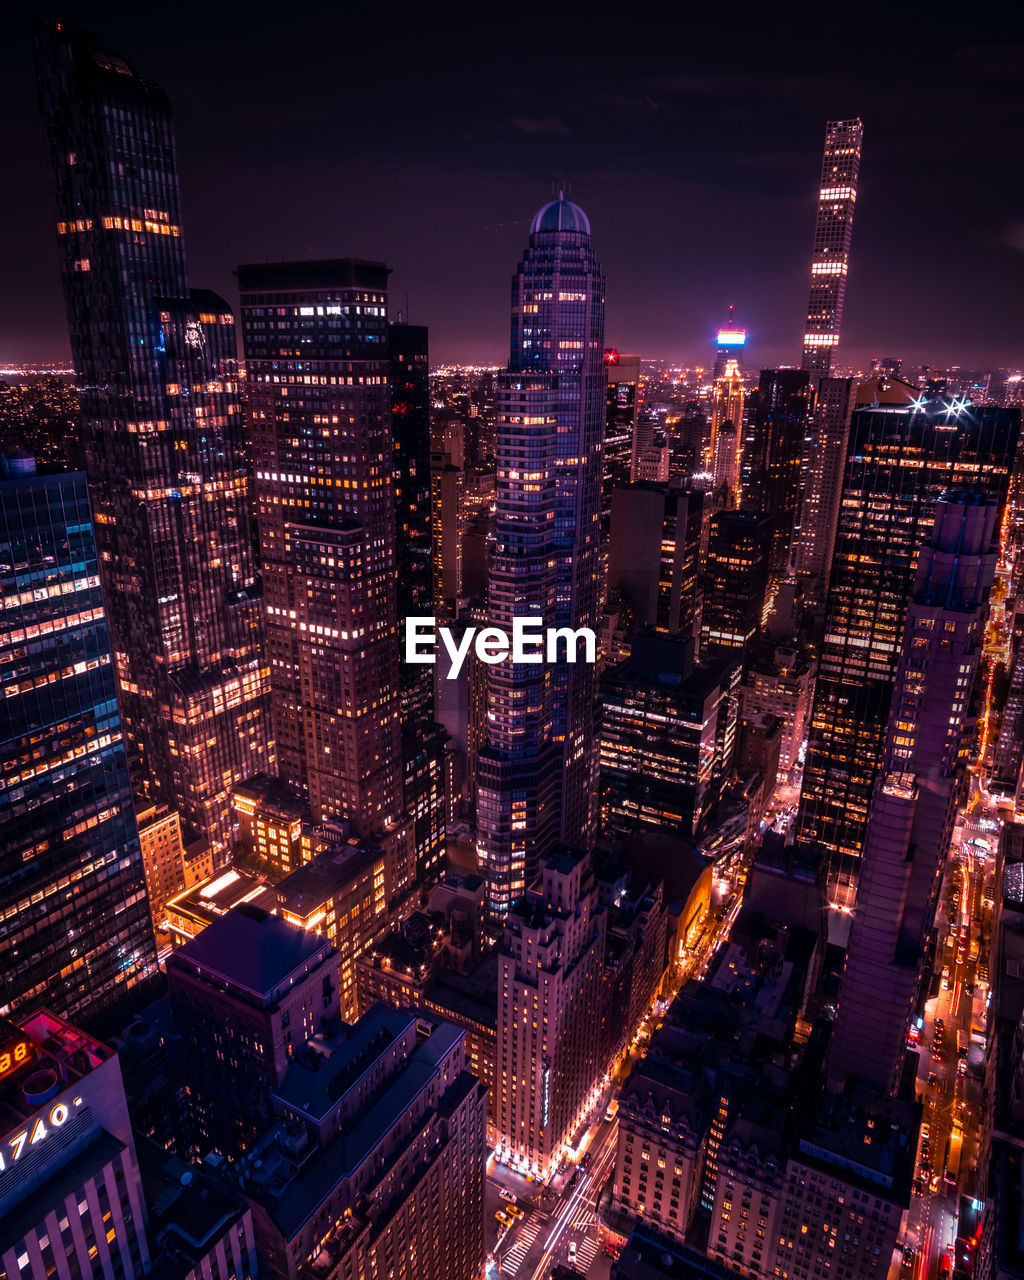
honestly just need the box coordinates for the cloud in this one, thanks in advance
[504,115,572,135]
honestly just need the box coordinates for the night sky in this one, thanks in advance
[4,2,1024,370]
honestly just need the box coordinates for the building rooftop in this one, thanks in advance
[276,841,385,918]
[164,867,278,938]
[0,1010,111,1140]
[530,196,590,236]
[169,904,334,1003]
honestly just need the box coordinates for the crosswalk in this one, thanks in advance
[499,1217,541,1276]
[574,1234,600,1271]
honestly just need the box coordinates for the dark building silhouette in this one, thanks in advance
[796,390,1019,906]
[700,510,772,667]
[36,23,274,856]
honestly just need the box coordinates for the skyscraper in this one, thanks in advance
[700,510,772,665]
[741,368,812,581]
[801,119,863,383]
[796,390,1019,905]
[390,321,433,722]
[709,359,745,503]
[792,376,856,599]
[477,196,605,918]
[827,492,997,1091]
[36,24,273,857]
[712,311,746,381]
[0,460,158,1023]
[603,350,641,538]
[496,851,606,1179]
[238,260,404,839]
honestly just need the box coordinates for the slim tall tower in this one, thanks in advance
[1,460,158,1023]
[795,390,1019,906]
[709,359,745,502]
[478,196,605,919]
[238,261,403,839]
[827,493,997,1091]
[36,24,273,858]
[801,119,863,383]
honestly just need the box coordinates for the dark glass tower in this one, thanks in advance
[478,197,605,918]
[36,24,273,858]
[700,510,772,667]
[238,261,404,840]
[741,367,812,581]
[0,460,158,1023]
[390,321,433,723]
[827,492,996,1091]
[796,391,1020,905]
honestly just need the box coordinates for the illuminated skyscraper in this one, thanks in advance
[602,350,641,538]
[712,310,746,380]
[36,24,273,857]
[709,360,745,503]
[827,493,997,1091]
[478,196,605,919]
[238,261,404,841]
[792,376,856,598]
[390,321,433,723]
[741,367,812,582]
[0,460,158,1023]
[700,510,772,666]
[801,119,863,383]
[795,389,1019,905]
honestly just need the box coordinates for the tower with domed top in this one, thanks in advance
[477,194,606,920]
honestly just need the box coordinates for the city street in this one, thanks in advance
[899,804,996,1280]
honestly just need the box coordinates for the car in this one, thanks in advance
[499,1188,517,1203]
[958,1059,967,1076]
[604,1243,622,1259]
[913,1177,925,1195]
[495,1210,512,1227]
[903,1247,917,1265]
[568,1242,577,1264]
[930,1174,942,1192]
[921,1123,930,1139]
[928,1072,939,1085]
[507,1204,525,1220]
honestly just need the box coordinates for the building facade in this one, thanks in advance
[238,260,403,839]
[700,511,772,666]
[478,197,606,918]
[801,119,863,383]
[36,25,274,857]
[795,392,1019,905]
[827,493,997,1091]
[496,852,607,1179]
[0,463,157,1023]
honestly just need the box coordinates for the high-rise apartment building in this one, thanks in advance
[741,368,812,581]
[166,903,340,1150]
[796,391,1019,905]
[709,360,745,502]
[478,196,605,918]
[801,119,863,383]
[239,260,404,840]
[607,482,704,640]
[36,25,273,857]
[496,851,606,1179]
[827,493,996,1091]
[792,376,856,598]
[0,461,157,1024]
[390,322,433,726]
[601,633,739,841]
[603,350,641,537]
[700,511,772,665]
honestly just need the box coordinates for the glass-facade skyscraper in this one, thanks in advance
[0,461,157,1023]
[238,260,405,845]
[801,119,863,383]
[35,24,273,858]
[477,197,605,918]
[795,390,1020,905]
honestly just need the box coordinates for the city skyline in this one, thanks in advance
[3,8,1024,368]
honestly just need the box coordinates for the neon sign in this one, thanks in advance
[0,1095,84,1176]
[716,329,746,346]
[0,1036,34,1081]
